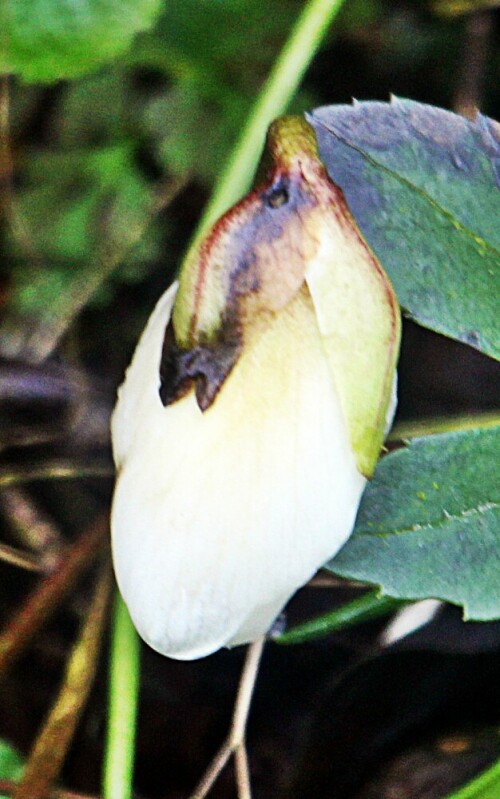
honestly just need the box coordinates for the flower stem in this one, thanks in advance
[103,593,141,799]
[194,0,348,239]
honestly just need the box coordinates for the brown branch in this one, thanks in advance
[0,514,109,679]
[0,542,45,572]
[0,461,114,489]
[2,486,66,571]
[13,565,112,799]
[453,9,493,117]
[0,75,14,219]
[0,778,101,799]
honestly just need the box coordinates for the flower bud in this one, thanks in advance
[111,117,400,660]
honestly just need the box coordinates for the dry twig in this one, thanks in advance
[453,8,493,117]
[12,565,112,799]
[0,461,114,489]
[2,486,66,571]
[0,781,100,799]
[0,542,45,572]
[190,637,265,799]
[0,514,108,679]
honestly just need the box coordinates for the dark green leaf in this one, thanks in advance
[328,426,500,621]
[0,0,162,82]
[308,98,500,359]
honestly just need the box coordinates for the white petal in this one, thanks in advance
[111,285,366,660]
[111,281,179,470]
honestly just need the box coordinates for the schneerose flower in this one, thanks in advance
[111,116,401,660]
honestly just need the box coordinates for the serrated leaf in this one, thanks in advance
[328,426,500,621]
[0,0,162,82]
[308,98,500,360]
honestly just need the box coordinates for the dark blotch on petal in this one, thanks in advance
[159,321,242,411]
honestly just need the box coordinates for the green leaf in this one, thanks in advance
[0,0,162,82]
[13,144,151,263]
[308,97,500,360]
[0,740,23,798]
[1,143,155,360]
[443,756,500,799]
[328,426,500,621]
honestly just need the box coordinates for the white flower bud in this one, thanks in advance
[111,117,400,660]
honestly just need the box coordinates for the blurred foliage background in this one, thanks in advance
[0,1,499,798]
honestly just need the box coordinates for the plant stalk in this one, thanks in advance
[102,593,141,799]
[193,0,347,240]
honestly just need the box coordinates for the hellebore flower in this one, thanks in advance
[111,117,401,660]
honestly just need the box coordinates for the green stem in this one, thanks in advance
[103,593,141,799]
[277,589,405,645]
[194,0,347,239]
[443,756,500,799]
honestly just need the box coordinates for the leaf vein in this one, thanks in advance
[356,500,500,540]
[313,118,500,261]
